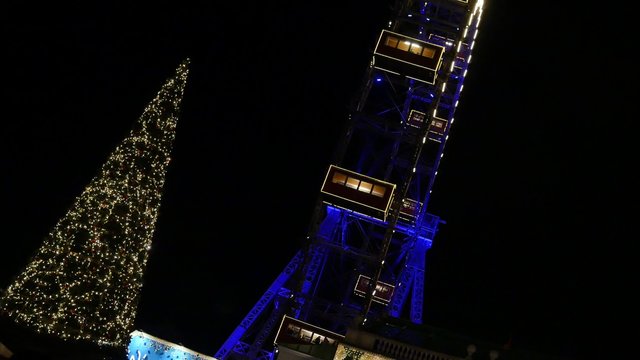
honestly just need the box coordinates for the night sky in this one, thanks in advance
[0,2,631,360]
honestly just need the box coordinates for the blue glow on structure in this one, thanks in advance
[128,330,217,360]
[375,77,383,82]
[324,205,436,244]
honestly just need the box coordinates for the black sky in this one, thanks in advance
[0,2,632,360]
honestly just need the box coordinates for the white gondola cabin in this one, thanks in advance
[373,29,445,84]
[321,165,396,222]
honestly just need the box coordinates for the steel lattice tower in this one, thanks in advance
[216,1,485,359]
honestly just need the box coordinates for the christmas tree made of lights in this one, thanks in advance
[0,59,190,351]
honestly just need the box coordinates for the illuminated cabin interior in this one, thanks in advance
[398,198,422,223]
[321,165,396,222]
[427,116,448,142]
[274,315,345,360]
[407,109,426,128]
[405,110,448,142]
[353,274,395,305]
[373,29,445,84]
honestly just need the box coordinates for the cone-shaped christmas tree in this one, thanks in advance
[0,58,190,350]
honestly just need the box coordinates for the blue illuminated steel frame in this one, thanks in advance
[214,1,486,359]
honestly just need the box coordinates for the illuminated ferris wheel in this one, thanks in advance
[216,1,486,359]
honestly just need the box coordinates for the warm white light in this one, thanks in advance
[0,60,190,347]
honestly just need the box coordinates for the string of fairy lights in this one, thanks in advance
[0,59,190,348]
